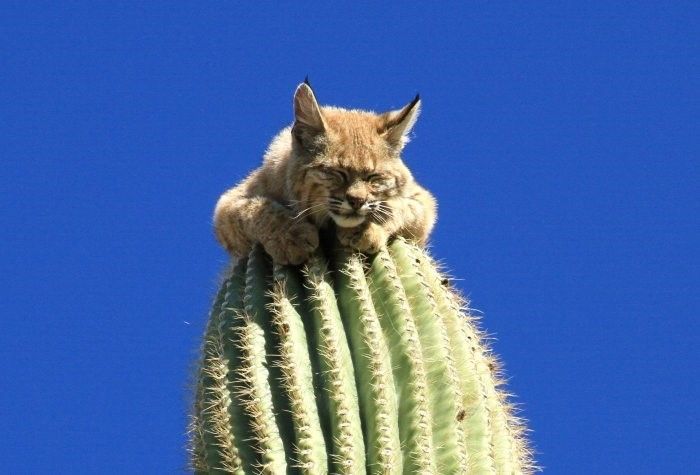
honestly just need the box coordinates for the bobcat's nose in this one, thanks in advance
[346,194,367,210]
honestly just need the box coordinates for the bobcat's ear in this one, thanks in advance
[381,94,421,149]
[292,82,326,151]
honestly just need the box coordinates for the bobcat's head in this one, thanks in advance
[287,81,421,228]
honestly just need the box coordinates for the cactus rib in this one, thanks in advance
[237,246,288,473]
[389,239,468,473]
[192,262,246,474]
[335,250,402,474]
[366,247,437,474]
[416,255,496,474]
[418,253,535,473]
[269,264,328,473]
[303,252,365,474]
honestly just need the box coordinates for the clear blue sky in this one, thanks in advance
[2,2,698,473]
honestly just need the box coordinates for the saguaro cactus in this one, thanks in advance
[189,237,533,474]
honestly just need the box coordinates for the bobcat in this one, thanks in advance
[214,81,437,265]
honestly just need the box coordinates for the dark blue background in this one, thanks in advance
[2,2,698,473]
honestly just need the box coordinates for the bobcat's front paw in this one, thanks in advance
[263,222,319,265]
[337,222,387,254]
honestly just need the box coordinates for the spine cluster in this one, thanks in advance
[189,238,533,474]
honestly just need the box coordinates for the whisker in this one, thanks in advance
[291,202,328,224]
[294,203,324,218]
[292,205,325,220]
[373,214,388,225]
[370,201,393,225]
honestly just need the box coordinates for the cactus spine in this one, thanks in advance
[190,237,533,474]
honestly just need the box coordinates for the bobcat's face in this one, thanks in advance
[290,86,419,229]
[305,160,406,228]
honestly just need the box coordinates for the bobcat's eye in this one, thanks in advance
[367,173,395,191]
[310,167,347,185]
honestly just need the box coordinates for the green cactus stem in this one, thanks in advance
[189,237,533,474]
[269,264,328,473]
[336,250,401,474]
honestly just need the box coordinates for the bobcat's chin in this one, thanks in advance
[329,212,366,228]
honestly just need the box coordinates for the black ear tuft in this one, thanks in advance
[381,93,422,148]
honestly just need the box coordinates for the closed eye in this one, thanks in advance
[319,167,347,182]
[367,173,395,185]
[310,167,348,185]
[367,174,396,191]
[332,169,349,183]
